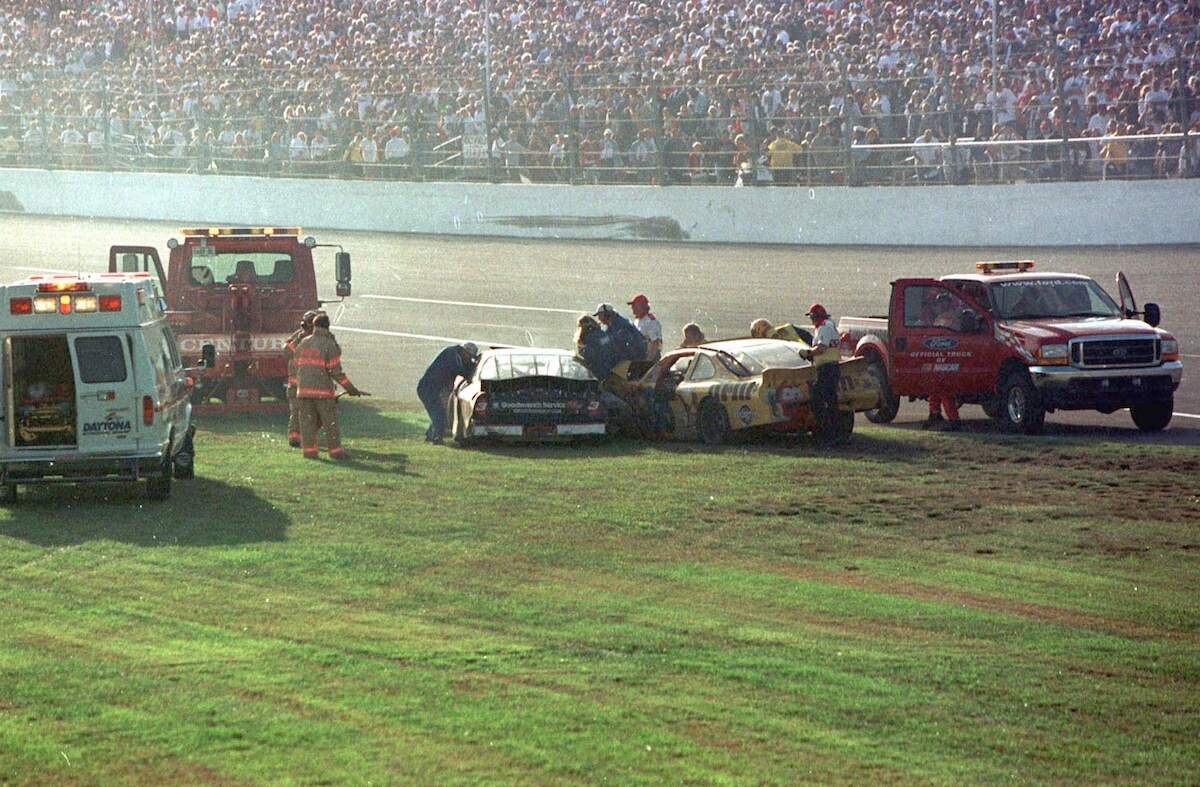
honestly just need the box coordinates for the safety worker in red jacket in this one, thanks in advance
[295,313,363,459]
[284,309,319,447]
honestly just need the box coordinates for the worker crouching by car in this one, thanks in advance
[296,314,363,459]
[285,309,319,447]
[804,304,841,437]
[417,342,479,444]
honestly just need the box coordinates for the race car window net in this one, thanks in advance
[479,353,594,381]
[989,279,1122,321]
[690,355,717,381]
[188,250,295,285]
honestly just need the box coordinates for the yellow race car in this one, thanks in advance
[628,338,880,445]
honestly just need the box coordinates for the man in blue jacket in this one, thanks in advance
[594,303,647,375]
[417,342,479,443]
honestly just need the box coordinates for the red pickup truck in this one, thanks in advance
[839,261,1183,434]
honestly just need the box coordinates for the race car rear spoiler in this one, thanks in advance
[761,355,870,390]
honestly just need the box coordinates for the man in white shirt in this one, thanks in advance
[628,293,662,361]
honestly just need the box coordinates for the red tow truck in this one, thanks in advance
[109,227,352,411]
[840,261,1183,433]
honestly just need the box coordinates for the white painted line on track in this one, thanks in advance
[364,293,581,315]
[1181,353,1200,359]
[336,325,516,347]
[1172,412,1200,420]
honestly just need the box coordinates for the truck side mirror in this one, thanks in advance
[335,251,351,297]
[1143,302,1161,328]
[200,343,217,369]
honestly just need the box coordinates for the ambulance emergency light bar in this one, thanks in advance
[8,275,139,315]
[975,260,1035,274]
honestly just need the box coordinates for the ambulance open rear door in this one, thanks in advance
[67,334,139,454]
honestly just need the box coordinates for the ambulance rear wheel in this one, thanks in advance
[146,459,173,501]
[1,483,16,505]
[698,399,731,446]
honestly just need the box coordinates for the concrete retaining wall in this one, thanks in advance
[2,167,1197,246]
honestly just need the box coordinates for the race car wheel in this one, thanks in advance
[1,483,16,505]
[698,399,731,446]
[814,409,855,446]
[451,404,471,446]
[863,359,899,424]
[998,371,1045,435]
[1130,398,1173,432]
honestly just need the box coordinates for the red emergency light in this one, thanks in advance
[10,297,32,315]
[37,279,91,293]
[99,295,123,312]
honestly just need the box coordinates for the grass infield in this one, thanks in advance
[1,402,1197,785]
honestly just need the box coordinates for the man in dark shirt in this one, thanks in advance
[417,342,479,443]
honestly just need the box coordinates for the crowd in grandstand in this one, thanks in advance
[0,0,1197,183]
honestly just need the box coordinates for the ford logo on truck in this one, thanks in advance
[923,337,959,350]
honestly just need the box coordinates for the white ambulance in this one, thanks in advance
[0,273,207,502]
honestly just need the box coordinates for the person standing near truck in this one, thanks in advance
[285,309,319,448]
[925,293,963,431]
[805,304,841,435]
[417,342,480,444]
[295,313,363,460]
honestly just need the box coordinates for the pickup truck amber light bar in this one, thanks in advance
[976,260,1035,273]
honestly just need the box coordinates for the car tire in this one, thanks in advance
[1130,398,1173,432]
[982,398,1004,420]
[697,398,731,446]
[863,359,899,424]
[998,371,1045,435]
[1,483,16,505]
[814,409,854,446]
[146,456,173,501]
[451,404,471,446]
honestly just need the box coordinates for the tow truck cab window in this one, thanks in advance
[188,250,295,285]
[74,336,128,383]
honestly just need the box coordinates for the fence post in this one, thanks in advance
[1054,46,1070,181]
[653,86,666,185]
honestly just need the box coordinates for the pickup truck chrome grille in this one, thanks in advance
[1071,338,1159,368]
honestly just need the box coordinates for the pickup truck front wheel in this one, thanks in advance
[998,372,1045,435]
[1130,399,1173,432]
[864,360,899,424]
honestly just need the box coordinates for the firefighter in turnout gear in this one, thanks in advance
[295,313,362,459]
[285,310,320,447]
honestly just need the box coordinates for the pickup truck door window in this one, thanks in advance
[895,284,993,396]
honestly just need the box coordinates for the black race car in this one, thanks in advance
[447,348,608,444]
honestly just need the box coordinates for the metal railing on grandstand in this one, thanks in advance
[1,63,1197,187]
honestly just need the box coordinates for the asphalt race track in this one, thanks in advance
[0,213,1195,444]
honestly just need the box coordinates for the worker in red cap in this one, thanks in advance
[627,293,662,362]
[805,303,842,438]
